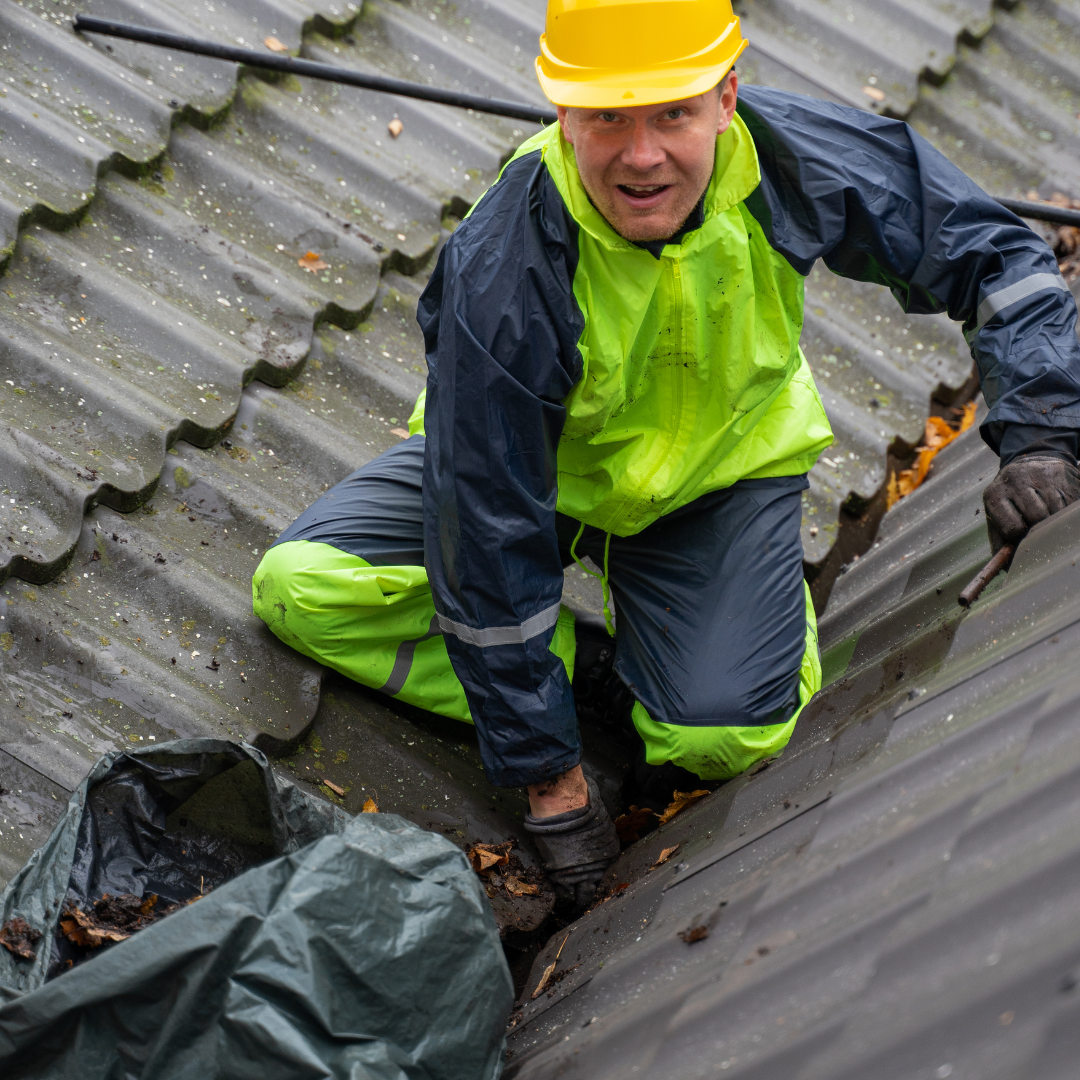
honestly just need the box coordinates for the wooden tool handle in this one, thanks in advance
[958,544,1015,608]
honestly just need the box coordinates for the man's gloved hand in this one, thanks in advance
[524,776,619,914]
[983,453,1080,554]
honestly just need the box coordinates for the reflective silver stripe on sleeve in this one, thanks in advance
[976,273,1070,331]
[437,600,562,648]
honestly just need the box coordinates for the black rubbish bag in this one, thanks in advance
[0,739,513,1079]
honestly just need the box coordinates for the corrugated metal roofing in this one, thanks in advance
[2,0,1080,1066]
[505,418,1080,1078]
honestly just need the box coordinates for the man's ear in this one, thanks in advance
[557,105,574,145]
[716,71,738,136]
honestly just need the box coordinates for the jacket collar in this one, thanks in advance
[538,110,762,253]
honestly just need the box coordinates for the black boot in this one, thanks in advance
[524,776,620,914]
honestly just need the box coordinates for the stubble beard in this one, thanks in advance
[585,173,711,243]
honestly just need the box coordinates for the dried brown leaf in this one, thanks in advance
[650,844,680,870]
[390,427,410,439]
[362,798,378,813]
[861,85,886,102]
[531,933,570,999]
[264,36,289,52]
[532,958,557,998]
[886,401,977,509]
[468,842,511,873]
[504,874,540,898]
[657,789,710,826]
[0,917,42,961]
[320,778,345,796]
[298,251,330,273]
[60,907,130,948]
[387,118,403,138]
[614,804,655,844]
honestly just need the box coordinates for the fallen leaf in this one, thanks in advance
[387,118,403,138]
[298,251,330,273]
[362,798,378,813]
[886,401,977,509]
[468,842,511,873]
[321,777,345,796]
[264,36,288,52]
[504,874,540,897]
[650,844,680,870]
[531,933,570,999]
[60,907,130,948]
[862,85,886,102]
[679,925,709,944]
[138,894,159,917]
[657,789,710,826]
[614,804,655,844]
[0,917,42,961]
[390,427,410,439]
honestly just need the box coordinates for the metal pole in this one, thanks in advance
[71,15,558,126]
[71,16,1080,229]
[993,197,1080,229]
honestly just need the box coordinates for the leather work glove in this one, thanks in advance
[983,453,1080,554]
[524,776,620,914]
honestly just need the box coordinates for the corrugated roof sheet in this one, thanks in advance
[505,418,1080,1077]
[2,0,1080,1065]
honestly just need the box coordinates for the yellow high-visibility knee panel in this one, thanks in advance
[632,582,821,781]
[253,540,576,725]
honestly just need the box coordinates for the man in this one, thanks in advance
[254,0,1080,910]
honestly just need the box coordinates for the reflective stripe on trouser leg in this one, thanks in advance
[252,539,578,723]
[379,614,441,696]
[631,582,822,781]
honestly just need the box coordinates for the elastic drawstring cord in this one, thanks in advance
[570,523,616,638]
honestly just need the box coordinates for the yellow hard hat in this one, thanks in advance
[536,0,748,109]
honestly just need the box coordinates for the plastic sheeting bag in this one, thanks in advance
[0,740,513,1079]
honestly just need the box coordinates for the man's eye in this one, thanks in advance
[666,109,685,119]
[599,112,619,122]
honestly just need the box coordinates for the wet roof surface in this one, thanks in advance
[506,421,1080,1077]
[2,0,1080,1071]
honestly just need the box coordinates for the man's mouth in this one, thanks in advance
[617,183,671,202]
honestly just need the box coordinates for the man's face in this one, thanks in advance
[557,74,738,243]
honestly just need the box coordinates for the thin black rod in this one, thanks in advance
[72,15,558,126]
[69,16,1080,230]
[994,196,1080,229]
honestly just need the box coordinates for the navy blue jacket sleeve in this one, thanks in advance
[417,151,585,789]
[737,85,1080,456]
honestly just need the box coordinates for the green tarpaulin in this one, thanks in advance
[0,739,512,1079]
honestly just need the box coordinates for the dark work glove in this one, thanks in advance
[983,453,1080,554]
[524,777,619,914]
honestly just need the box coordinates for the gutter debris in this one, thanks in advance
[0,918,41,962]
[59,892,200,954]
[887,401,977,508]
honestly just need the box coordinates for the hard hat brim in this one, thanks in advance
[535,30,747,110]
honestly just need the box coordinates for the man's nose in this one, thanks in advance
[621,122,666,172]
